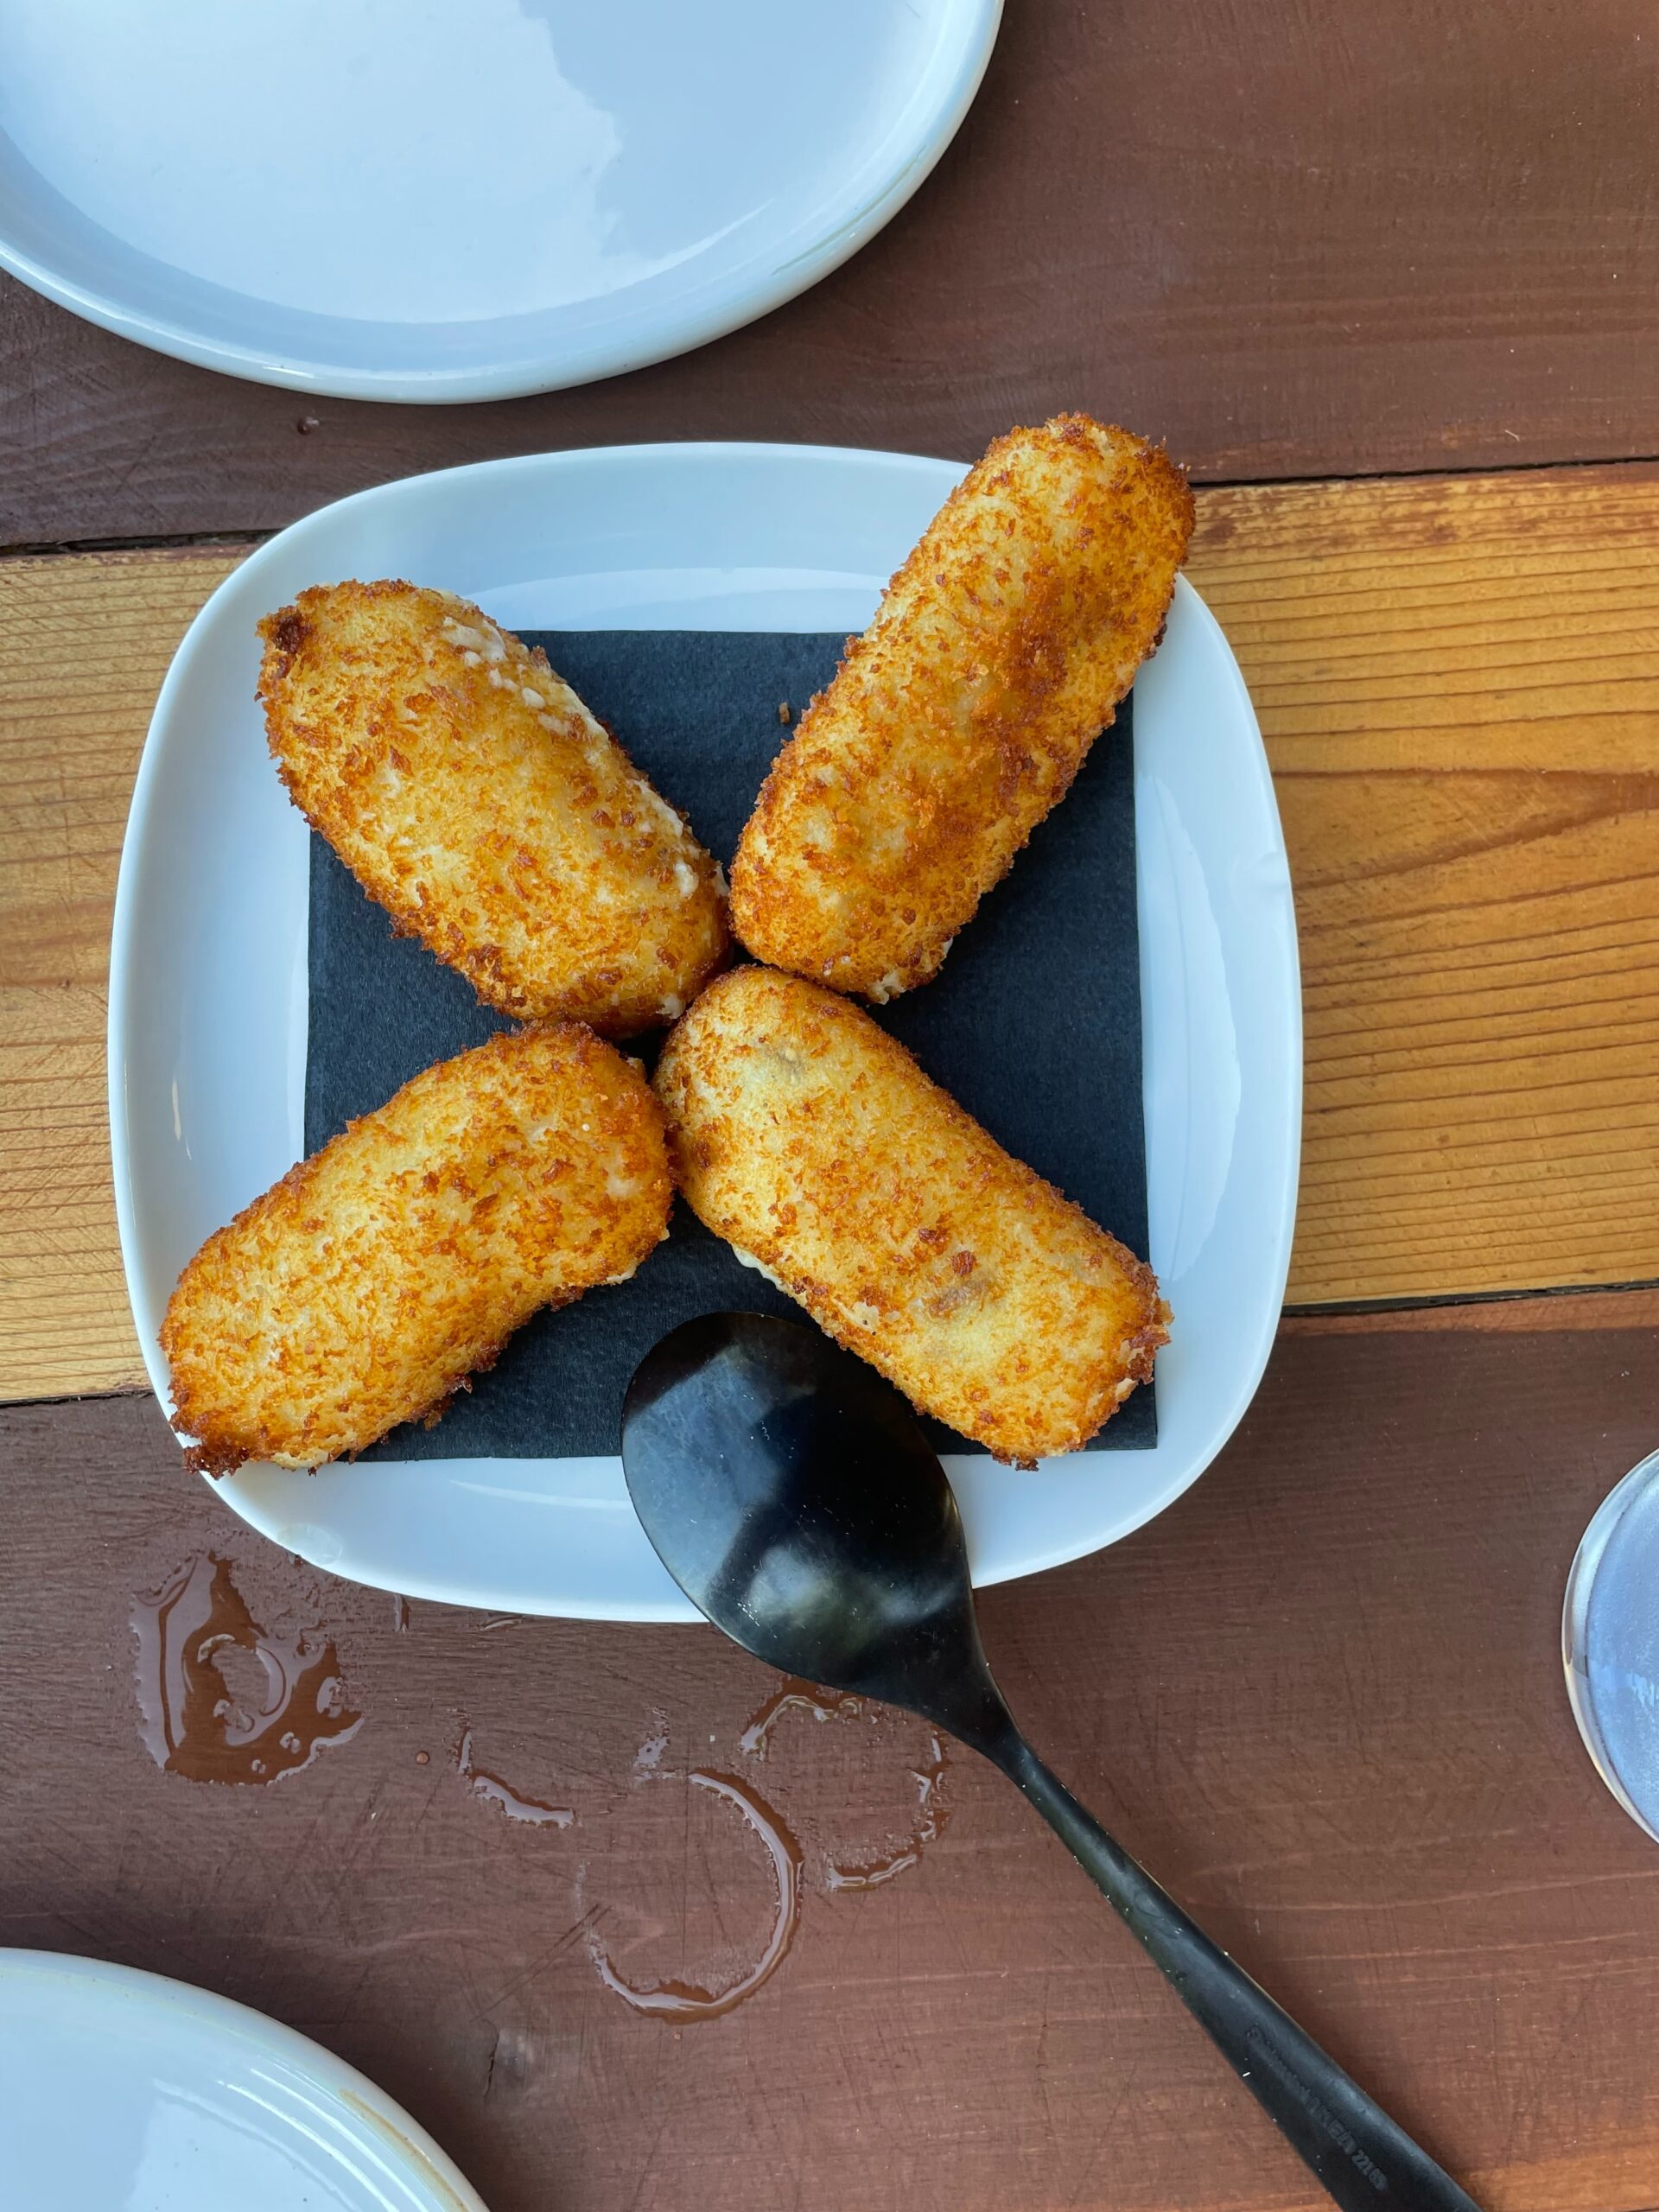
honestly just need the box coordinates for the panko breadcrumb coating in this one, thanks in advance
[258,582,728,1034]
[162,1024,671,1475]
[730,416,1193,1001]
[654,967,1167,1465]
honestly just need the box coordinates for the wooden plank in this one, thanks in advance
[1285,1287,1659,1336]
[0,548,243,1396]
[1191,467,1659,1302]
[6,0,1659,544]
[5,1315,1659,2209]
[3,467,1659,1400]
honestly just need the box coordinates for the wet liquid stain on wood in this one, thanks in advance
[632,1711,670,1777]
[131,1554,362,1783]
[455,1725,575,1827]
[822,1728,950,1891]
[128,1562,949,2023]
[739,1675,952,1892]
[586,1767,804,2024]
[739,1676,864,1757]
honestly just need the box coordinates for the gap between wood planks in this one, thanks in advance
[3,463,1659,1400]
[23,1281,1659,1416]
[6,445,1659,563]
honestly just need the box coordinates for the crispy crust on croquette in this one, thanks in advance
[654,968,1168,1465]
[729,416,1194,1001]
[257,581,728,1035]
[162,1025,671,1475]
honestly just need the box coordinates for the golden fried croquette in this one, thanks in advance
[162,1025,671,1475]
[654,967,1167,1465]
[730,416,1193,1001]
[258,582,728,1034]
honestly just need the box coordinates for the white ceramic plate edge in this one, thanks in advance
[976,582,1300,1588]
[0,3,1001,403]
[0,1948,488,2212]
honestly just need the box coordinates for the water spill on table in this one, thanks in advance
[632,1711,670,1777]
[456,1726,575,1827]
[131,1554,361,1784]
[824,1730,951,1890]
[587,1768,802,2022]
[738,1675,952,1895]
[124,1560,948,2023]
[739,1677,863,1758]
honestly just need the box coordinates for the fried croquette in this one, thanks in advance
[258,582,728,1034]
[730,416,1193,1001]
[162,1025,671,1475]
[654,967,1168,1465]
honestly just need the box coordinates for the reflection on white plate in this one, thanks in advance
[0,0,1000,398]
[109,442,1301,1622]
[0,1951,487,2212]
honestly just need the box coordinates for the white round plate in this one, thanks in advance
[0,1951,486,2212]
[110,442,1301,1622]
[0,0,1000,402]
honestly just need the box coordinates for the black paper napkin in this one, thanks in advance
[305,630,1154,1458]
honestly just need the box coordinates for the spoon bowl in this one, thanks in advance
[621,1311,998,1727]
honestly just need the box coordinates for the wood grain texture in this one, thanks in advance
[0,548,242,1396]
[3,0,1659,544]
[1192,466,1659,1302]
[4,1318,1659,2210]
[3,465,1659,1400]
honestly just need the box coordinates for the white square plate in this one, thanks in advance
[109,442,1301,1620]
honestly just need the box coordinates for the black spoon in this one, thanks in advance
[620,1311,1482,2212]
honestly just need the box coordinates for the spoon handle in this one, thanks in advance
[993,1737,1483,2212]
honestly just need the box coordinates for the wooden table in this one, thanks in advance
[4,5,1659,2205]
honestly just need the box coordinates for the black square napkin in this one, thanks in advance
[305,631,1154,1459]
